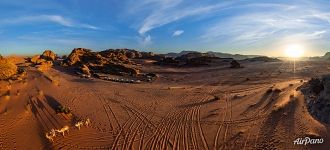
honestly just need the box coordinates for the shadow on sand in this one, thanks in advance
[255,97,298,149]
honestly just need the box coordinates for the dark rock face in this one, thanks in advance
[156,52,218,66]
[230,60,241,68]
[244,56,281,62]
[155,57,179,66]
[301,75,330,124]
[308,78,324,94]
[141,52,165,61]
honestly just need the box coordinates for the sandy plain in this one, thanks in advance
[0,60,329,150]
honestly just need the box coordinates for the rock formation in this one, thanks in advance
[0,58,17,80]
[301,75,330,123]
[29,50,57,72]
[230,60,242,68]
[41,50,57,61]
[79,64,91,76]
[65,48,105,66]
[64,48,140,76]
[244,56,281,62]
[156,52,218,66]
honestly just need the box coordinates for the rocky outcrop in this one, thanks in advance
[79,64,91,76]
[155,57,179,66]
[65,48,106,66]
[41,50,57,61]
[64,48,140,76]
[156,52,218,66]
[301,75,330,124]
[244,56,281,62]
[36,61,53,72]
[141,52,165,61]
[31,55,43,64]
[0,58,17,80]
[100,49,143,59]
[29,50,57,72]
[230,60,242,68]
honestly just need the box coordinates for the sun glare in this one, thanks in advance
[284,44,304,58]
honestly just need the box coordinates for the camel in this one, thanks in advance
[56,125,69,136]
[75,121,84,130]
[85,118,91,126]
[45,129,56,142]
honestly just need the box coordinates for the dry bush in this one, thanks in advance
[0,58,17,80]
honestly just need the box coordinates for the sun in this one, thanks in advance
[284,44,304,58]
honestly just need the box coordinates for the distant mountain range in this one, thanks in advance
[322,52,330,59]
[165,50,262,60]
[308,52,330,60]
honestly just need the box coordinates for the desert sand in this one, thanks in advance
[0,58,330,150]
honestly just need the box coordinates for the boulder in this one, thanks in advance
[30,50,57,65]
[36,61,53,72]
[80,64,91,75]
[41,50,56,61]
[230,60,241,68]
[31,55,41,64]
[0,58,17,80]
[301,75,330,124]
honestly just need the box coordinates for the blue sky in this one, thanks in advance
[1,0,330,56]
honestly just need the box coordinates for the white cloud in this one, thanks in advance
[134,1,231,35]
[201,2,330,44]
[139,34,152,46]
[42,15,73,27]
[172,30,184,37]
[0,15,99,30]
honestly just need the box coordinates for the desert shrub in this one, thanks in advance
[0,58,17,80]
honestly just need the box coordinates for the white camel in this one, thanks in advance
[56,125,70,136]
[75,121,84,130]
[85,118,91,126]
[45,129,56,142]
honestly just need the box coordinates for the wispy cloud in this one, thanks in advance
[139,34,152,46]
[130,1,231,35]
[201,2,330,45]
[172,30,184,37]
[0,15,99,30]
